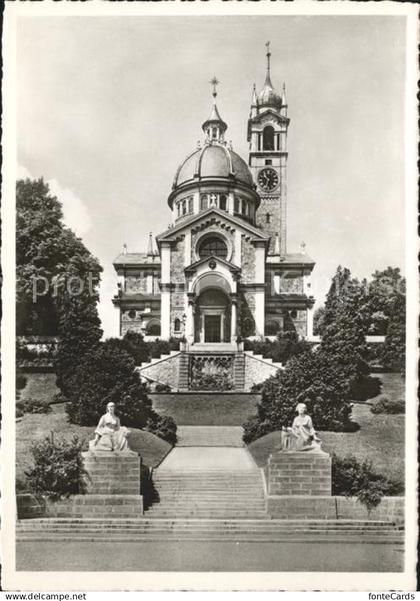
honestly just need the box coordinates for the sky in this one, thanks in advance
[17,15,406,338]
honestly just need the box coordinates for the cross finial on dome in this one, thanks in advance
[210,76,220,99]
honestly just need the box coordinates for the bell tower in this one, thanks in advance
[248,42,289,255]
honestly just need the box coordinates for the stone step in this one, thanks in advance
[17,518,402,527]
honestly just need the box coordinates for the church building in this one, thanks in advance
[113,47,315,345]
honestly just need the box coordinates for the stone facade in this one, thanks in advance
[113,58,316,347]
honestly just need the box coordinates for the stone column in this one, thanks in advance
[186,293,195,344]
[160,242,171,339]
[230,294,238,342]
[306,303,315,341]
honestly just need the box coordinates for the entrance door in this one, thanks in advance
[204,315,221,343]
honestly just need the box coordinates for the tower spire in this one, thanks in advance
[265,41,271,76]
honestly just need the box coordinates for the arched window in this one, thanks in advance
[234,197,240,213]
[188,197,193,213]
[263,126,275,151]
[220,195,227,210]
[177,202,181,218]
[198,236,228,259]
[182,200,187,215]
[174,318,181,333]
[200,194,208,210]
[146,321,161,336]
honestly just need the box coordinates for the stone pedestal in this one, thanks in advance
[268,450,331,496]
[72,451,143,517]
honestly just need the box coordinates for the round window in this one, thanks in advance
[128,309,136,319]
[198,236,228,260]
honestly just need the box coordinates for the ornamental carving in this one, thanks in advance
[189,355,234,390]
[280,276,303,294]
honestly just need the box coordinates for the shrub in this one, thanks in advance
[16,399,52,415]
[243,349,354,443]
[155,383,172,393]
[16,373,28,391]
[244,332,309,365]
[25,433,87,500]
[349,375,382,401]
[65,340,177,444]
[331,453,403,510]
[146,415,177,446]
[370,395,405,415]
[121,332,181,364]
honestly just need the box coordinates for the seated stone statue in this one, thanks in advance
[89,402,131,452]
[279,402,322,452]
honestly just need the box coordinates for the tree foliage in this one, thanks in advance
[65,339,177,444]
[243,348,355,443]
[16,178,102,336]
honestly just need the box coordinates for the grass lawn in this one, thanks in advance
[247,373,405,483]
[18,372,59,404]
[16,404,172,484]
[150,393,260,426]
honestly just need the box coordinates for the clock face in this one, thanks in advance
[258,167,279,192]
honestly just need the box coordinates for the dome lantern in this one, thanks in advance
[202,76,227,143]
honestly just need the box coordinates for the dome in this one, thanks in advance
[173,143,254,189]
[258,74,282,111]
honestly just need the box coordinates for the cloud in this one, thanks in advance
[17,165,92,238]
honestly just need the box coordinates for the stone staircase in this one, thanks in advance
[137,347,283,392]
[145,469,267,519]
[176,425,244,447]
[16,518,404,543]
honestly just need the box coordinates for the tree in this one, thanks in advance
[54,259,103,396]
[381,290,406,373]
[16,178,102,336]
[65,339,177,444]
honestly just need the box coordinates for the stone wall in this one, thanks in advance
[244,353,280,391]
[241,237,256,282]
[170,291,185,337]
[267,496,404,522]
[138,353,181,389]
[170,237,186,282]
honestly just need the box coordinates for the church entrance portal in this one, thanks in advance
[195,288,230,343]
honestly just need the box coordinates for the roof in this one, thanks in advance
[173,142,254,190]
[266,252,315,267]
[113,253,161,267]
[157,207,270,244]
[257,72,282,110]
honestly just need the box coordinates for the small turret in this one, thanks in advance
[280,83,288,117]
[250,83,258,118]
[147,232,154,256]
